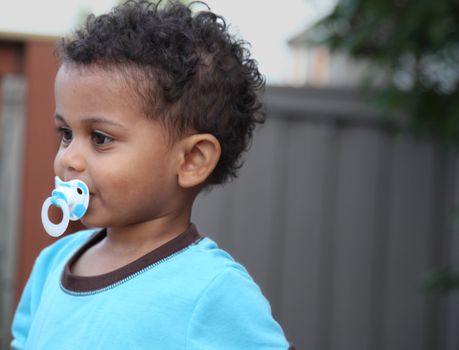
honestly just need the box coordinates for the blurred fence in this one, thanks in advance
[0,75,24,348]
[193,86,459,350]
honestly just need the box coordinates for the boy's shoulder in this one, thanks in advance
[187,237,243,270]
[182,236,256,289]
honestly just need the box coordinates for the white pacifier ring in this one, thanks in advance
[41,176,90,237]
[41,197,70,237]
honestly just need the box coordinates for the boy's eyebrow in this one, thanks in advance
[54,113,126,129]
[54,113,68,124]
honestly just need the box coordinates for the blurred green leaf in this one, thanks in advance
[310,0,459,150]
[421,266,459,293]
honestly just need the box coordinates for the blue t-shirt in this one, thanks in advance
[11,225,290,349]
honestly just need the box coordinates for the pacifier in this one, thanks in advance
[41,176,90,237]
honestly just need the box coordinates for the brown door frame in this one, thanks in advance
[1,35,68,306]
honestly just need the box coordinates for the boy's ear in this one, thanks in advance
[177,133,221,188]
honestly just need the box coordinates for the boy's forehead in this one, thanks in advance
[58,63,126,85]
[57,62,147,108]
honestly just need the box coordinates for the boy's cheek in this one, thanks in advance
[53,151,64,176]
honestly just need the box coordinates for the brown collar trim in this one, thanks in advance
[61,224,201,294]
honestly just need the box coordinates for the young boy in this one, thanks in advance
[11,1,292,349]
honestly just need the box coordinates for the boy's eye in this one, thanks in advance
[57,127,73,145]
[91,131,113,146]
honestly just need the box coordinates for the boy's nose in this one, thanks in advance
[58,142,86,173]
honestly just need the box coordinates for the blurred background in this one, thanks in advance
[0,0,458,349]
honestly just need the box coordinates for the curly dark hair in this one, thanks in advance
[55,0,265,186]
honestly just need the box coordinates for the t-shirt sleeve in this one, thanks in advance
[10,252,46,350]
[186,267,290,350]
[10,240,64,350]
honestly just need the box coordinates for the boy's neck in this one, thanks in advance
[104,211,192,256]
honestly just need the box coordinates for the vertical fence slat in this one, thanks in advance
[328,127,385,350]
[446,156,459,350]
[279,121,331,349]
[368,132,394,350]
[383,138,436,350]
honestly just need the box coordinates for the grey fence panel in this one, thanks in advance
[279,121,332,349]
[446,159,459,350]
[328,126,386,350]
[383,138,437,350]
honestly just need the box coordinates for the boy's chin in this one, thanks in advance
[79,216,103,230]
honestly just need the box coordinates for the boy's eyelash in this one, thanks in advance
[56,126,68,133]
[56,126,72,140]
[91,131,114,145]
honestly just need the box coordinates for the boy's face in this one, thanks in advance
[53,64,184,229]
